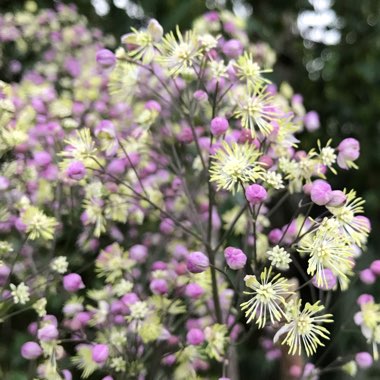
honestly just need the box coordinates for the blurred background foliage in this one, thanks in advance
[1,0,380,379]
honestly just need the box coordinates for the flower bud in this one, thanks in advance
[370,260,380,276]
[92,344,109,364]
[186,251,209,273]
[150,278,168,295]
[34,151,52,167]
[222,39,243,58]
[129,244,148,262]
[96,49,116,68]
[193,90,208,102]
[357,294,374,306]
[37,324,59,341]
[355,352,373,368]
[337,138,360,169]
[245,184,267,205]
[224,247,247,270]
[310,179,332,206]
[210,117,229,136]
[21,341,42,360]
[63,273,85,292]
[186,328,205,345]
[327,190,346,207]
[311,269,337,290]
[360,269,376,285]
[66,161,86,180]
[304,111,320,132]
[185,283,204,299]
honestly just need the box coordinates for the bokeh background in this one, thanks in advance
[1,0,379,379]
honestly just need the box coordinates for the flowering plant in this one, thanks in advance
[0,3,376,380]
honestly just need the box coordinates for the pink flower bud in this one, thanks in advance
[224,247,247,270]
[66,161,86,180]
[245,184,267,205]
[222,39,243,58]
[310,179,333,206]
[258,155,273,168]
[21,341,42,360]
[355,352,373,368]
[186,251,209,273]
[150,278,168,295]
[63,273,85,292]
[327,190,346,207]
[311,269,337,290]
[145,100,161,112]
[304,111,320,132]
[96,49,116,68]
[210,117,229,136]
[186,328,205,345]
[34,151,52,167]
[357,294,374,306]
[269,228,282,244]
[92,344,109,364]
[370,260,380,276]
[337,138,360,169]
[360,269,376,285]
[185,283,204,299]
[193,90,208,102]
[129,244,148,262]
[37,324,59,341]
[162,354,176,366]
[159,218,175,234]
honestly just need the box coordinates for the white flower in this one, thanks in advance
[10,282,30,304]
[50,256,69,274]
[267,246,292,270]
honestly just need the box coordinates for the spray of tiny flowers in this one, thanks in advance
[0,2,376,380]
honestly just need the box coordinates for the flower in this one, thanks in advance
[240,267,293,328]
[297,218,354,288]
[50,256,69,274]
[204,324,228,362]
[234,52,271,86]
[267,246,292,271]
[327,189,369,246]
[21,206,58,241]
[122,19,163,64]
[337,138,360,170]
[10,282,30,304]
[210,142,264,192]
[274,300,333,356]
[233,86,277,137]
[354,300,380,360]
[159,26,201,76]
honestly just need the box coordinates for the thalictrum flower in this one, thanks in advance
[274,300,333,356]
[240,267,293,328]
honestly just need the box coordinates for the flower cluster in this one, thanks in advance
[0,3,375,380]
